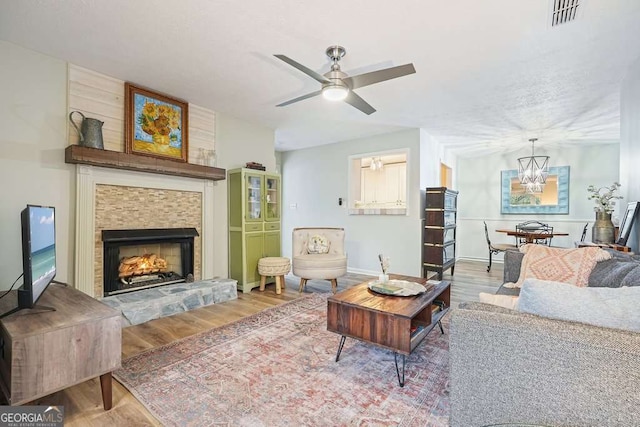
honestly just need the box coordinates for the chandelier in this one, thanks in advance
[370,157,384,171]
[517,138,549,193]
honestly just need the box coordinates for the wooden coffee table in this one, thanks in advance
[327,274,450,386]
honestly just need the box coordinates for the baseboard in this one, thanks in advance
[456,256,504,265]
[287,261,496,278]
[346,267,379,276]
[287,268,379,277]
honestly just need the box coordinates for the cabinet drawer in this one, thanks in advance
[423,243,455,264]
[423,227,455,244]
[265,222,280,231]
[424,211,456,227]
[425,189,457,210]
[444,193,456,210]
[245,223,263,232]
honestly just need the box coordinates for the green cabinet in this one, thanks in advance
[228,168,281,293]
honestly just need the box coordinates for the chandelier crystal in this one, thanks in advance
[517,138,549,193]
[524,181,545,194]
[369,157,384,171]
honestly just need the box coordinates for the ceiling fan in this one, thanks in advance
[274,46,416,115]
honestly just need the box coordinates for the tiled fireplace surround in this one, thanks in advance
[75,165,215,298]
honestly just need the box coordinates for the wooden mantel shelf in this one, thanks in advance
[65,145,226,181]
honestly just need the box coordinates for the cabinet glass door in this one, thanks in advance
[246,174,263,221]
[265,175,280,221]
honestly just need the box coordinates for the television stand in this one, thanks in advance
[22,304,55,313]
[0,284,121,409]
[0,305,55,320]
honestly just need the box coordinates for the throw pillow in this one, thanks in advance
[621,265,640,287]
[588,256,640,288]
[307,234,330,254]
[516,278,640,333]
[508,245,611,288]
[478,292,519,310]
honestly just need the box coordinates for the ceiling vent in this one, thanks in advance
[551,0,581,26]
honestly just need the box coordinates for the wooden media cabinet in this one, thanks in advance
[0,284,121,408]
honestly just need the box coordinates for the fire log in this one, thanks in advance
[118,253,168,278]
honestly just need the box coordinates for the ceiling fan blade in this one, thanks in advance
[343,63,416,90]
[276,90,322,107]
[344,91,376,115]
[274,54,330,84]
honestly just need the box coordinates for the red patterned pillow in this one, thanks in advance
[511,245,611,288]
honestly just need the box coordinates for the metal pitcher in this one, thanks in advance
[69,111,104,149]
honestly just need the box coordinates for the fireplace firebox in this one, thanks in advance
[102,228,199,296]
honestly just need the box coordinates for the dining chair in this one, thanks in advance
[580,222,589,242]
[484,221,518,272]
[515,220,553,246]
[534,225,554,246]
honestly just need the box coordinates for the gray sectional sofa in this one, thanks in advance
[449,249,640,427]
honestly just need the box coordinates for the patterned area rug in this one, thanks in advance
[114,293,450,426]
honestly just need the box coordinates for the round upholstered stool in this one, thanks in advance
[258,257,291,294]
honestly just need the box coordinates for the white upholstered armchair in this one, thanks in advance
[292,227,347,293]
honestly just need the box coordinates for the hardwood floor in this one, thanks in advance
[28,260,503,426]
[449,259,504,307]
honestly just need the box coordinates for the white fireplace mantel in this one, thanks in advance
[74,164,215,298]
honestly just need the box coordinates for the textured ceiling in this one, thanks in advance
[1,0,639,156]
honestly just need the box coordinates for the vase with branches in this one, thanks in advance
[588,182,622,244]
[587,182,622,214]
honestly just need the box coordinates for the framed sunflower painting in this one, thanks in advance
[124,83,188,162]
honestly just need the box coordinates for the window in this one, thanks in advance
[348,150,408,215]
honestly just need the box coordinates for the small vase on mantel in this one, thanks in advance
[592,212,615,244]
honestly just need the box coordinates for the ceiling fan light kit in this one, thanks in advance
[322,84,349,101]
[274,45,416,115]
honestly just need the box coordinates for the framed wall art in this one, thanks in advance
[500,166,570,214]
[124,83,188,162]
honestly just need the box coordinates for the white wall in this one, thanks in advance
[281,129,433,276]
[212,113,276,277]
[0,41,73,289]
[620,57,640,252]
[457,144,620,262]
[419,129,456,190]
[419,129,457,213]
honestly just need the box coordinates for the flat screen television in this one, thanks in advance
[19,205,56,309]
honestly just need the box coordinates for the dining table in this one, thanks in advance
[495,228,569,244]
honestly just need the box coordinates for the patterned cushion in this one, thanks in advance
[509,245,611,288]
[307,234,330,254]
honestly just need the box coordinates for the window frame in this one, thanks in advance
[347,148,409,216]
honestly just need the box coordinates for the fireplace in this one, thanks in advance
[102,228,199,296]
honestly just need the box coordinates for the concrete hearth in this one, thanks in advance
[101,279,237,326]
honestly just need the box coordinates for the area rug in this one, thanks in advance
[114,293,450,426]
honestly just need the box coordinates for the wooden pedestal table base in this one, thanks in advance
[327,275,450,387]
